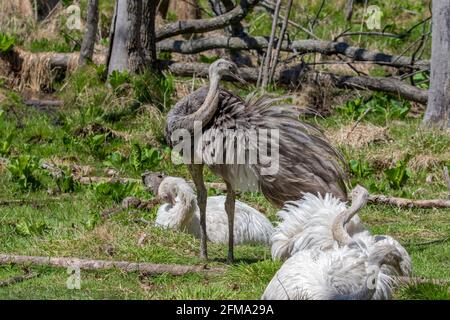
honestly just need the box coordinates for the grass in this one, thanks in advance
[0,84,449,299]
[0,0,448,300]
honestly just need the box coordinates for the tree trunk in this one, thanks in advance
[127,0,146,73]
[79,0,99,65]
[158,0,170,18]
[107,0,146,75]
[141,0,158,68]
[107,0,128,74]
[422,0,450,129]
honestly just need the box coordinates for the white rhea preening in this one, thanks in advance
[264,185,412,300]
[156,177,274,245]
[271,186,368,260]
[262,236,412,300]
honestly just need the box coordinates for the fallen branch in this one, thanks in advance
[23,99,64,108]
[165,61,429,104]
[0,254,225,276]
[337,31,404,39]
[394,276,450,287]
[157,36,429,69]
[0,198,65,206]
[77,176,141,185]
[156,0,259,41]
[0,272,39,287]
[2,48,428,103]
[75,174,226,192]
[368,195,450,208]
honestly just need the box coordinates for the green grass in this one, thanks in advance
[0,0,448,300]
[1,86,449,299]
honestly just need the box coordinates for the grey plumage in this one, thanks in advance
[165,59,348,261]
[166,77,348,205]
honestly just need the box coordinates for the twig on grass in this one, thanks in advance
[0,272,39,287]
[0,254,225,276]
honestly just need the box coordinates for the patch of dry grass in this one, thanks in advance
[326,122,389,148]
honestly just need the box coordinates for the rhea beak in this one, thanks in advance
[230,71,247,85]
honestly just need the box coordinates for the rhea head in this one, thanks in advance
[209,59,246,83]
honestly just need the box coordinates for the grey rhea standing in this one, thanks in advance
[165,59,348,262]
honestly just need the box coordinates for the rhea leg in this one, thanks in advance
[189,164,208,260]
[224,181,236,263]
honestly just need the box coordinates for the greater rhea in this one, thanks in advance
[262,236,411,300]
[265,185,411,300]
[154,176,274,245]
[165,59,347,262]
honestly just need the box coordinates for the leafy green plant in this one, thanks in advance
[15,220,49,236]
[349,159,373,179]
[103,151,126,169]
[131,71,175,110]
[199,55,220,64]
[0,33,15,52]
[83,211,101,231]
[54,167,79,193]
[338,94,410,122]
[0,131,13,156]
[129,143,163,171]
[412,71,430,89]
[366,93,410,120]
[85,133,109,159]
[7,155,42,190]
[93,181,141,203]
[94,64,108,81]
[108,70,130,93]
[336,97,366,117]
[384,155,411,189]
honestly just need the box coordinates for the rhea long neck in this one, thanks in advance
[169,186,197,230]
[172,70,221,133]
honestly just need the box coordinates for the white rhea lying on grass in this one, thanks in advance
[262,236,412,300]
[155,176,274,245]
[263,186,412,300]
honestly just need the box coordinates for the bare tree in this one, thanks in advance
[107,0,157,75]
[422,0,450,129]
[141,0,158,68]
[79,0,99,65]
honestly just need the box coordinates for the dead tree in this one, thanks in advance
[79,0,99,65]
[422,0,450,129]
[141,0,158,68]
[107,0,146,74]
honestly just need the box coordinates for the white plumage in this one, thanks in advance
[271,192,366,260]
[264,186,412,300]
[262,235,412,300]
[156,177,274,245]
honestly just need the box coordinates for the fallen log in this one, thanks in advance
[166,62,429,104]
[158,36,429,69]
[367,195,450,209]
[156,0,259,41]
[2,48,428,103]
[394,276,450,287]
[0,254,225,276]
